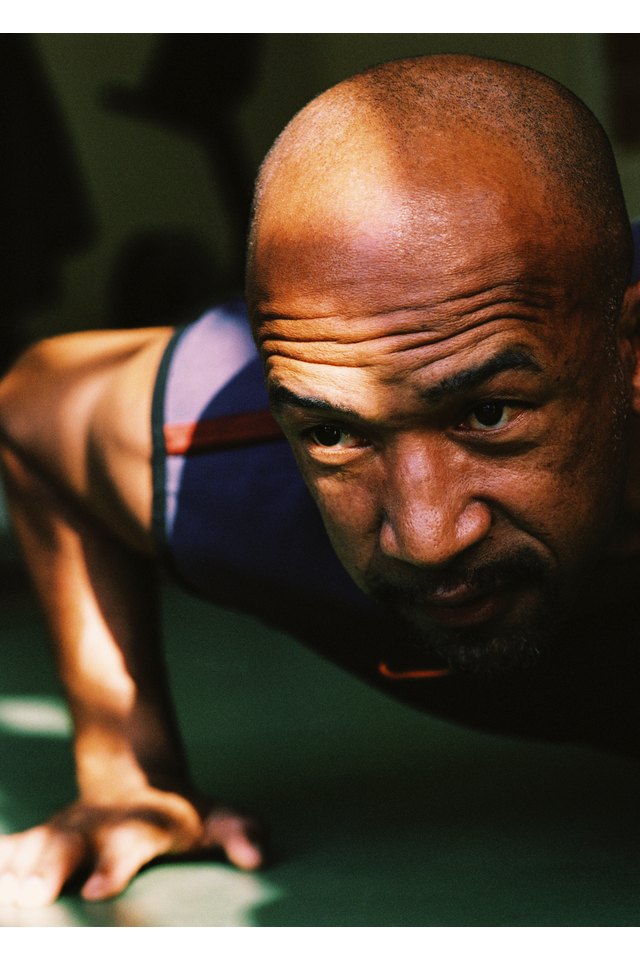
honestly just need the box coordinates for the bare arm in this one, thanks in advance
[0,330,263,907]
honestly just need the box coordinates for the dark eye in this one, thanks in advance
[472,402,505,427]
[305,424,369,457]
[310,424,345,447]
[461,401,514,432]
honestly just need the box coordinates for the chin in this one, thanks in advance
[399,594,565,679]
[417,626,549,678]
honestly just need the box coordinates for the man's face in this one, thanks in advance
[251,160,631,675]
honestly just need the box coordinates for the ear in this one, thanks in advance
[619,281,640,415]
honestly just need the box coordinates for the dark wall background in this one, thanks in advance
[4,33,639,352]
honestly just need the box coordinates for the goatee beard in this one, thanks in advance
[366,546,564,678]
[402,606,560,678]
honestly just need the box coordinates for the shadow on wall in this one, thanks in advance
[103,34,264,321]
[2,34,264,355]
[0,35,95,371]
[105,228,225,329]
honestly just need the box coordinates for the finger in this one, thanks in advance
[19,831,86,907]
[0,830,40,874]
[3,826,52,876]
[0,828,54,905]
[0,828,49,906]
[81,823,173,901]
[201,813,265,870]
[0,827,86,908]
[0,834,17,872]
[0,871,19,905]
[10,872,60,909]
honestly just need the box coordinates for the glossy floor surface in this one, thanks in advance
[1,565,640,926]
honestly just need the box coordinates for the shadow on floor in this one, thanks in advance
[1,577,640,925]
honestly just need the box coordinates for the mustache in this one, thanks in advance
[365,546,550,606]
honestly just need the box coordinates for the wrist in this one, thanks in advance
[74,721,192,801]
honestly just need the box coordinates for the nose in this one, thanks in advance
[379,436,491,568]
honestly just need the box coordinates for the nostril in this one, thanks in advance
[456,500,493,549]
[379,499,491,567]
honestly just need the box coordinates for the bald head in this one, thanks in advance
[247,54,632,322]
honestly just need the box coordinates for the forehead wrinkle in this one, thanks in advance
[259,307,543,348]
[267,344,543,423]
[259,312,544,371]
[257,306,547,365]
[254,279,555,331]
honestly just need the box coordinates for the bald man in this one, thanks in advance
[0,54,640,909]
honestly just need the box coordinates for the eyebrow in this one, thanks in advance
[419,347,542,402]
[269,385,360,418]
[268,346,542,418]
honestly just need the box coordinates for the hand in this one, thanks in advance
[0,787,265,908]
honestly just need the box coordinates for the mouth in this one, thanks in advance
[367,547,552,636]
[400,583,518,628]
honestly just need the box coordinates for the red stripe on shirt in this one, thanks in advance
[164,409,283,455]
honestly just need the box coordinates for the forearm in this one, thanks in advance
[0,331,264,906]
[0,442,191,800]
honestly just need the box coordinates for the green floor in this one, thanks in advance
[1,561,640,926]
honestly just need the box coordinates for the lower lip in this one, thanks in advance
[410,588,515,628]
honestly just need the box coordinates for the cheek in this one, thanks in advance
[310,472,382,572]
[484,428,624,558]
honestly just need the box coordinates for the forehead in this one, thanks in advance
[249,143,594,405]
[255,209,564,326]
[252,152,583,316]
[251,117,581,311]
[257,217,581,372]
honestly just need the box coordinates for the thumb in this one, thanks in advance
[200,811,265,870]
[81,825,172,901]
